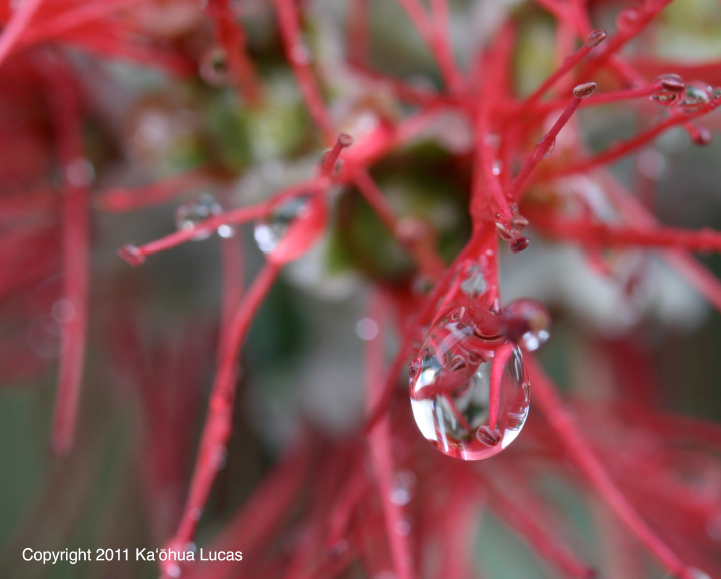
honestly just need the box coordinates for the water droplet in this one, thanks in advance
[410,309,530,460]
[290,44,312,65]
[573,82,597,99]
[501,299,550,351]
[460,264,486,297]
[217,224,236,238]
[254,195,310,253]
[688,569,711,579]
[356,318,379,341]
[586,29,607,48]
[65,158,95,187]
[199,46,231,86]
[51,299,75,323]
[616,7,640,33]
[680,81,712,114]
[175,194,222,240]
[167,563,181,578]
[651,74,685,108]
[27,315,62,359]
[510,236,530,253]
[189,507,203,521]
[118,245,145,266]
[492,159,502,176]
[390,470,416,505]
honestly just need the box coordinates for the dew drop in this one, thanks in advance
[585,29,607,48]
[118,244,145,267]
[573,82,597,99]
[650,74,685,108]
[501,299,551,351]
[390,470,416,506]
[680,81,712,114]
[199,46,231,87]
[616,7,640,33]
[460,264,486,297]
[217,224,236,238]
[254,195,310,253]
[492,159,502,176]
[409,309,530,460]
[356,318,379,341]
[175,194,222,240]
[290,44,312,65]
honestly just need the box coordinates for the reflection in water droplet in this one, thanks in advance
[586,29,607,48]
[510,236,530,254]
[254,195,310,253]
[501,299,551,351]
[410,308,530,460]
[680,81,712,114]
[651,74,685,110]
[175,194,222,240]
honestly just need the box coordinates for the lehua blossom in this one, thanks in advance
[1,0,721,578]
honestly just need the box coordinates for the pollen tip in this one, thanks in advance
[338,133,353,147]
[573,82,597,99]
[118,244,145,267]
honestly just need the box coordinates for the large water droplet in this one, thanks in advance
[409,309,530,460]
[175,194,222,240]
[586,29,607,48]
[254,195,310,253]
[650,74,685,108]
[501,299,550,351]
[680,81,712,114]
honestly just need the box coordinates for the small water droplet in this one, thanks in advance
[118,245,145,266]
[175,194,222,240]
[65,158,95,187]
[390,470,416,505]
[410,309,530,460]
[680,81,712,114]
[356,318,379,341]
[510,236,530,253]
[573,82,597,99]
[650,74,685,108]
[199,46,231,86]
[501,299,551,351]
[492,159,502,176]
[460,264,486,297]
[586,29,607,48]
[616,7,640,32]
[217,224,236,238]
[254,195,310,253]
[290,44,312,65]
[167,563,181,578]
[51,299,75,323]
